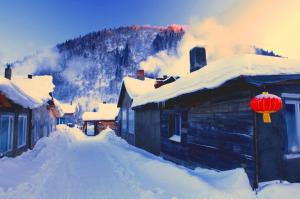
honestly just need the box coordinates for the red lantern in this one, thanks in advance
[250,92,283,123]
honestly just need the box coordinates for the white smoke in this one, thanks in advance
[62,57,90,85]
[13,47,61,76]
[141,0,300,76]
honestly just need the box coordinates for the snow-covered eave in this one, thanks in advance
[82,114,116,122]
[0,77,53,109]
[117,76,156,107]
[83,118,116,122]
[132,54,300,108]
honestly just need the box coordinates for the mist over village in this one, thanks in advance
[0,0,300,199]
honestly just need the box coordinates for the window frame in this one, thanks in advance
[128,108,135,134]
[0,113,15,154]
[34,119,40,143]
[168,113,182,143]
[17,114,28,148]
[121,107,128,133]
[282,92,300,158]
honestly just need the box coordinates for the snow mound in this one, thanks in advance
[257,181,300,199]
[0,125,265,199]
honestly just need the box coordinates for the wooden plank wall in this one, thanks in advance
[0,96,31,157]
[255,83,300,183]
[119,90,135,145]
[160,89,256,184]
[135,108,161,155]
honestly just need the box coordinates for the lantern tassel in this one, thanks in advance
[263,112,271,123]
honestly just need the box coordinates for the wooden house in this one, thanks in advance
[82,103,119,136]
[132,47,300,188]
[57,102,78,127]
[0,66,59,158]
[116,71,156,148]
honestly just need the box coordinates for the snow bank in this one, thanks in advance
[133,54,300,107]
[0,75,53,109]
[0,125,76,193]
[5,125,297,199]
[257,181,300,199]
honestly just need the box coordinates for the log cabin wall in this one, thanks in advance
[0,95,31,157]
[99,120,115,131]
[135,108,161,155]
[119,90,135,145]
[160,83,256,185]
[31,105,56,148]
[160,108,190,166]
[255,82,300,184]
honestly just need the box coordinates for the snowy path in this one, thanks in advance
[0,125,299,199]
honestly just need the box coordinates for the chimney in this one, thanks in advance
[28,74,33,79]
[4,64,12,80]
[136,70,145,80]
[189,47,207,73]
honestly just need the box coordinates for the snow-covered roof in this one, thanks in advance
[133,54,300,107]
[0,75,54,109]
[52,99,65,116]
[59,102,77,115]
[122,76,156,99]
[82,103,119,121]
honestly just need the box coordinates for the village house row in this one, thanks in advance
[0,65,62,157]
[0,65,81,158]
[115,47,300,188]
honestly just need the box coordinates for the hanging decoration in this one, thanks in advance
[250,92,283,123]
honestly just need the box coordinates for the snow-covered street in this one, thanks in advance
[0,126,298,199]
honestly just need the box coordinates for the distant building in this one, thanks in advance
[82,103,119,136]
[0,66,60,158]
[57,102,78,127]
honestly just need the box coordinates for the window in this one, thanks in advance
[86,121,95,136]
[34,120,40,142]
[43,125,48,137]
[128,108,135,134]
[17,115,27,148]
[122,108,127,132]
[285,100,300,153]
[0,114,14,153]
[168,113,181,142]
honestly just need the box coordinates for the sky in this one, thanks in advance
[141,0,300,76]
[0,0,237,63]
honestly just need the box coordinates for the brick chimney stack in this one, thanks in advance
[136,69,145,80]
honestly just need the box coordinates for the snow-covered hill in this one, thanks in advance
[20,25,184,110]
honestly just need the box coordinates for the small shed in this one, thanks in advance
[82,103,119,136]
